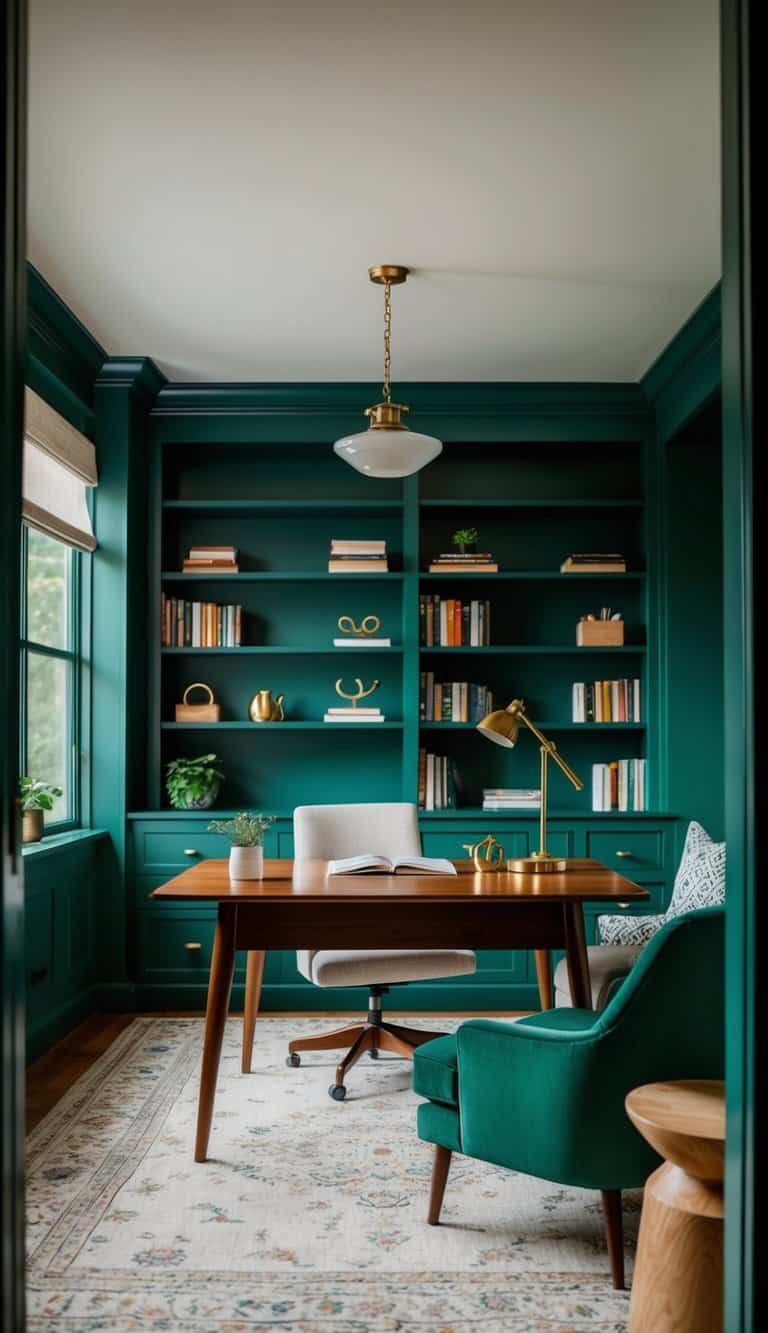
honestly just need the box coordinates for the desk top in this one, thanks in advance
[152,857,649,903]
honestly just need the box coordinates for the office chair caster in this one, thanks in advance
[286,1052,301,1067]
[329,1083,347,1101]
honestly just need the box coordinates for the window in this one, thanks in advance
[19,527,83,830]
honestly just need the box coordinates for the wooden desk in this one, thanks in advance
[153,856,647,1161]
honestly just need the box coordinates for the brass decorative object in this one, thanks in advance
[334,677,380,709]
[337,614,382,638]
[22,809,44,844]
[476,698,584,873]
[175,682,221,722]
[248,689,286,722]
[463,833,506,872]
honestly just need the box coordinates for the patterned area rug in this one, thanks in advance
[27,1016,636,1330]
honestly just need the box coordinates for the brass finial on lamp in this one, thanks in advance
[477,699,584,873]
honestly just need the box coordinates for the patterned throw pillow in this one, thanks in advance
[598,821,726,948]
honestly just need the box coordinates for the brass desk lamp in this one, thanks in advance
[477,698,584,873]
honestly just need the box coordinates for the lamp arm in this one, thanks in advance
[519,713,584,791]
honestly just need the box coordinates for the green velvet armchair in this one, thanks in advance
[413,907,724,1288]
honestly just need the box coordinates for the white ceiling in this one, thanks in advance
[27,0,720,383]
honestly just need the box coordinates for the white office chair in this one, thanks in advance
[286,802,476,1100]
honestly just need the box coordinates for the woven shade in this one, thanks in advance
[22,389,97,551]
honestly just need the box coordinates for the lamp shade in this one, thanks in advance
[333,427,442,479]
[476,705,523,747]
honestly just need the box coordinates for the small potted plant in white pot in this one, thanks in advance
[207,811,276,879]
[165,754,224,810]
[18,777,63,843]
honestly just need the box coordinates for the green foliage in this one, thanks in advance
[165,754,224,809]
[451,526,479,548]
[18,776,63,812]
[207,811,276,847]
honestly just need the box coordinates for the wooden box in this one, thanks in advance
[175,682,221,722]
[576,619,625,647]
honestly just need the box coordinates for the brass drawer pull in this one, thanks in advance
[183,848,199,856]
[615,849,633,858]
[618,902,630,909]
[184,941,202,951]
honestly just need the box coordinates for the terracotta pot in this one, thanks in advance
[22,809,44,843]
[229,845,264,880]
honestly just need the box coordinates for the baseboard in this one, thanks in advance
[132,982,542,1012]
[94,982,139,1013]
[26,989,99,1064]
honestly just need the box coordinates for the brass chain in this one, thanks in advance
[382,280,392,402]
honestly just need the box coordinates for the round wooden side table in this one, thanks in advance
[626,1079,725,1333]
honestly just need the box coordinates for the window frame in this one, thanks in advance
[19,524,89,834]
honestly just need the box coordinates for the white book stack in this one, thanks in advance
[591,759,647,811]
[482,788,542,811]
[333,637,392,647]
[323,706,385,723]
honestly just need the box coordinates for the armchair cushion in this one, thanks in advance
[598,820,725,947]
[412,1034,459,1107]
[417,1100,462,1153]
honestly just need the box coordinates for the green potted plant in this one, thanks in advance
[451,526,479,555]
[18,777,63,843]
[165,754,224,810]
[208,811,276,879]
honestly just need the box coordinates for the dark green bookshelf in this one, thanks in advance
[149,435,652,816]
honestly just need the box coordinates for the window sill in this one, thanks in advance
[21,828,108,861]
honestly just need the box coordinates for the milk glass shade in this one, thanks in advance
[333,427,443,478]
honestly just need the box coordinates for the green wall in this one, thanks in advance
[663,399,724,840]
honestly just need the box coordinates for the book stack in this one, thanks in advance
[328,539,389,573]
[592,759,647,811]
[323,705,385,724]
[161,593,242,647]
[418,749,458,810]
[182,544,239,574]
[482,788,541,811]
[571,679,641,722]
[419,595,491,646]
[429,550,498,574]
[419,673,493,722]
[561,552,626,573]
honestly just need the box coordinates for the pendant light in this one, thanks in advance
[333,265,443,478]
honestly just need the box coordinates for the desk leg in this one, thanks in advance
[563,903,592,1009]
[533,950,552,1009]
[195,904,237,1162]
[241,950,265,1074]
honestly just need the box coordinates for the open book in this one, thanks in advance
[327,854,457,876]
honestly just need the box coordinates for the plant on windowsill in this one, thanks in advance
[165,754,224,810]
[18,777,63,844]
[207,811,276,880]
[451,526,479,555]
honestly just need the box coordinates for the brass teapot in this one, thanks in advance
[248,689,285,723]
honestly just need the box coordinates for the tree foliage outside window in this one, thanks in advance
[20,528,82,829]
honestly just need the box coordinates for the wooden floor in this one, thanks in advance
[26,1009,527,1132]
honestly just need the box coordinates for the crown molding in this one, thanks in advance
[641,285,721,443]
[95,357,167,407]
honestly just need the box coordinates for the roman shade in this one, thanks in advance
[22,388,98,551]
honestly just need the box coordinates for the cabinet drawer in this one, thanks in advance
[587,829,665,875]
[133,825,231,873]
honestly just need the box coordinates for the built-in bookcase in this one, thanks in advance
[148,437,650,815]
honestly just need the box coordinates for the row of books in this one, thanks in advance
[419,674,494,723]
[161,594,242,647]
[428,551,498,573]
[483,788,541,811]
[419,595,492,646]
[572,679,642,723]
[328,539,389,573]
[418,749,458,810]
[591,759,647,811]
[182,544,239,574]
